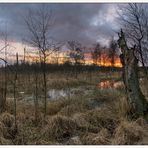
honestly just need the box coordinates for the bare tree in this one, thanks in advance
[118,3,148,76]
[24,5,61,118]
[33,60,39,124]
[13,53,18,129]
[91,43,102,66]
[67,41,84,78]
[118,29,148,118]
[0,31,9,112]
[0,27,9,113]
[108,38,117,67]
[67,41,84,65]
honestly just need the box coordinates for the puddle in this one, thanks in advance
[47,87,88,100]
[48,89,68,100]
[97,80,123,89]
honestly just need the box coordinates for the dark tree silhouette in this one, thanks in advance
[91,43,102,66]
[108,38,117,67]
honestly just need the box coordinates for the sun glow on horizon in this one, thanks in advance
[0,41,122,67]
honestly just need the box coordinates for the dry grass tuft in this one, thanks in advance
[0,121,5,137]
[46,99,67,115]
[112,120,146,145]
[0,112,15,128]
[109,96,130,120]
[43,115,78,141]
[73,113,99,133]
[0,137,12,145]
[58,103,88,116]
[0,112,17,139]
[66,136,82,145]
[17,112,26,124]
[135,117,148,127]
[72,106,118,135]
[92,88,121,103]
[80,128,111,145]
[81,108,118,133]
[32,139,60,145]
[5,99,14,114]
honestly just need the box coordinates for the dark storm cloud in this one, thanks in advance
[0,3,119,46]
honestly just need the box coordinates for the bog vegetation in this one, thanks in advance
[0,3,148,145]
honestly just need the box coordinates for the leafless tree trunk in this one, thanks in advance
[118,30,148,118]
[4,36,7,112]
[34,60,39,123]
[24,47,26,63]
[13,53,18,128]
[24,5,62,118]
[1,29,9,113]
[0,45,9,113]
[42,55,47,118]
[0,64,5,113]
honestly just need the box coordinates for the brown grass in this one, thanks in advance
[112,119,147,145]
[0,71,147,145]
[0,112,15,127]
[0,121,5,137]
[42,115,78,141]
[80,108,118,132]
[0,112,17,140]
[80,128,111,145]
[0,137,12,145]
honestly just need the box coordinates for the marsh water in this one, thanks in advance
[47,80,123,100]
[97,80,123,89]
[7,80,123,102]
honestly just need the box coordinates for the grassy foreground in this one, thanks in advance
[0,70,148,145]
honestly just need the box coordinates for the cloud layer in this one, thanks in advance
[0,3,120,47]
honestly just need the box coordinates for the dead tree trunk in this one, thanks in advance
[13,53,18,128]
[118,29,148,118]
[34,60,39,123]
[42,54,47,118]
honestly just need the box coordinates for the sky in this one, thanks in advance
[0,3,121,63]
[1,3,148,66]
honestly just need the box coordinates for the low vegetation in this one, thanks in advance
[0,69,147,145]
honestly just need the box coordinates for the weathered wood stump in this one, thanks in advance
[118,29,148,118]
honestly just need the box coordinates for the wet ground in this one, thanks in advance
[7,79,123,103]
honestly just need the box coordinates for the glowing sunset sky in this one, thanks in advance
[0,3,122,64]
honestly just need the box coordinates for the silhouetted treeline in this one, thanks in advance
[0,62,123,74]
